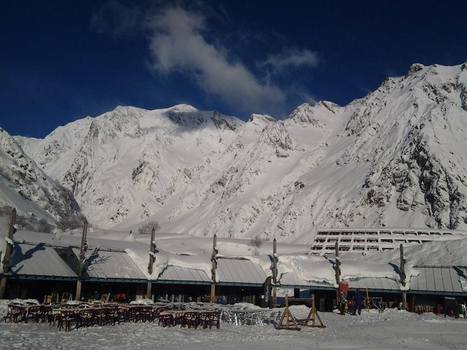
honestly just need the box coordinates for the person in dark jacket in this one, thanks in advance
[355,289,364,315]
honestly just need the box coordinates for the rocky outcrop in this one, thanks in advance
[0,128,81,222]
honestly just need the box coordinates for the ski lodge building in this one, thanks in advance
[2,228,467,313]
[310,227,465,254]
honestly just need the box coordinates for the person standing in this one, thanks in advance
[355,289,364,315]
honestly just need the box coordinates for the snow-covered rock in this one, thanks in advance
[8,62,467,241]
[0,128,81,223]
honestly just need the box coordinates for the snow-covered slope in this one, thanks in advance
[0,128,81,223]
[14,63,467,241]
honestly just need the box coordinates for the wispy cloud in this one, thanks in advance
[263,48,319,74]
[146,6,286,114]
[90,1,320,116]
[90,0,142,36]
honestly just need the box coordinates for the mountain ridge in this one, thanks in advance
[6,62,467,242]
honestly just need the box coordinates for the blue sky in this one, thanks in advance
[2,0,467,138]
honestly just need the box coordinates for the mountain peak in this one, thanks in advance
[248,113,276,124]
[288,100,340,126]
[166,104,199,113]
[407,63,425,75]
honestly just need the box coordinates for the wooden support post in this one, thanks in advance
[147,226,157,299]
[263,276,272,308]
[335,241,341,302]
[75,221,88,301]
[210,284,216,303]
[365,288,370,311]
[271,238,278,308]
[0,208,16,299]
[75,280,82,301]
[146,281,152,300]
[210,234,218,303]
[399,244,407,310]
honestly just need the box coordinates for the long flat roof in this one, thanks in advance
[9,243,77,279]
[158,265,210,284]
[410,266,466,295]
[217,258,267,286]
[71,248,147,281]
[6,239,467,296]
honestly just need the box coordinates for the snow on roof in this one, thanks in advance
[346,277,400,291]
[158,265,210,284]
[9,243,77,278]
[280,271,333,288]
[15,230,149,251]
[217,258,267,285]
[410,266,467,294]
[71,248,146,281]
[8,230,467,294]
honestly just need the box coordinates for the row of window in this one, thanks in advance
[315,237,431,244]
[311,245,396,252]
[317,230,453,236]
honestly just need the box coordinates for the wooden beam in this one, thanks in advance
[335,241,341,301]
[400,243,407,310]
[302,293,326,328]
[276,295,301,330]
[210,234,218,303]
[0,208,17,299]
[75,221,88,301]
[271,238,278,308]
[146,226,156,299]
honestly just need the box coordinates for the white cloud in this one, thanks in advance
[147,6,286,113]
[263,48,319,73]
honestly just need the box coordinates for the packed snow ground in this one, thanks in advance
[0,306,466,350]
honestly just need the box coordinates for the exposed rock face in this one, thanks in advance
[0,128,81,222]
[9,63,467,241]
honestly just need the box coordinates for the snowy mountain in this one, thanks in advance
[0,128,81,224]
[11,62,467,241]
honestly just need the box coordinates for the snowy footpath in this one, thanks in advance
[0,307,466,350]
